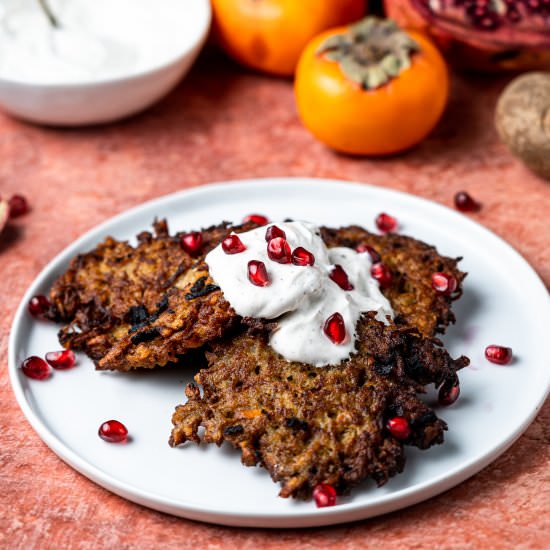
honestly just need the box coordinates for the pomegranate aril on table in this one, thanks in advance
[21,356,51,380]
[485,345,513,365]
[375,212,397,233]
[356,244,381,263]
[222,234,246,254]
[313,483,337,508]
[45,350,76,370]
[370,262,393,288]
[291,246,315,266]
[431,272,458,295]
[454,191,481,212]
[180,232,203,256]
[248,260,270,286]
[386,416,411,440]
[243,213,269,226]
[265,225,286,242]
[329,265,354,291]
[28,295,51,318]
[323,312,346,344]
[267,237,291,264]
[98,420,128,443]
[8,194,29,218]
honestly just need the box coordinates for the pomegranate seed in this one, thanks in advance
[356,244,381,263]
[485,345,513,365]
[454,191,481,212]
[375,212,397,233]
[313,484,337,508]
[248,260,270,286]
[243,213,269,226]
[329,265,354,291]
[45,349,76,370]
[265,225,286,242]
[438,379,460,406]
[370,262,393,288]
[180,232,203,256]
[267,237,291,264]
[8,194,29,218]
[98,420,128,443]
[222,234,246,254]
[386,416,411,440]
[21,356,51,380]
[292,247,315,266]
[28,295,51,317]
[323,312,346,344]
[431,272,458,295]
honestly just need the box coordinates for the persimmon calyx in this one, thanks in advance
[317,17,420,90]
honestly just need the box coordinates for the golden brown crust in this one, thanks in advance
[170,315,468,499]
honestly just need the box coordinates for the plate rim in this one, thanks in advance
[8,177,550,528]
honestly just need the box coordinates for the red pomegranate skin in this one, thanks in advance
[384,0,550,72]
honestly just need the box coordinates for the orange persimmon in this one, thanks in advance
[211,0,367,76]
[295,18,449,155]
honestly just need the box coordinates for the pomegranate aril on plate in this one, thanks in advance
[8,194,29,218]
[98,420,128,443]
[28,294,51,317]
[485,345,513,365]
[431,272,458,295]
[222,234,246,254]
[438,379,460,406]
[267,237,291,264]
[323,312,346,344]
[248,260,270,287]
[329,265,354,291]
[243,213,269,226]
[265,225,286,242]
[313,483,337,508]
[386,416,411,440]
[45,350,76,370]
[454,191,481,212]
[21,356,51,380]
[356,244,381,263]
[375,212,397,233]
[292,247,315,266]
[370,262,393,288]
[180,232,203,256]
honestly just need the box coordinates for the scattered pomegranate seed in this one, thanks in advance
[265,225,286,242]
[323,312,346,344]
[485,345,513,365]
[356,244,381,263]
[386,416,411,440]
[222,234,246,254]
[21,356,51,380]
[438,379,460,406]
[267,237,291,264]
[28,295,51,317]
[248,260,270,286]
[292,247,315,266]
[375,212,397,233]
[329,265,354,291]
[370,262,393,288]
[98,420,128,443]
[8,194,29,218]
[454,191,481,213]
[180,232,203,256]
[45,350,76,370]
[313,483,337,508]
[243,213,269,226]
[431,272,458,296]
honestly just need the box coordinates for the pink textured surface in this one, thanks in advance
[1,52,549,549]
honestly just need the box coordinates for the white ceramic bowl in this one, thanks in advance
[0,0,211,126]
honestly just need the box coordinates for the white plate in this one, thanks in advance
[8,178,550,528]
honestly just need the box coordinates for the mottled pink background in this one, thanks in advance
[1,51,549,549]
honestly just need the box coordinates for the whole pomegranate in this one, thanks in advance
[384,0,550,71]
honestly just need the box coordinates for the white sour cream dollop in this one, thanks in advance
[206,221,394,367]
